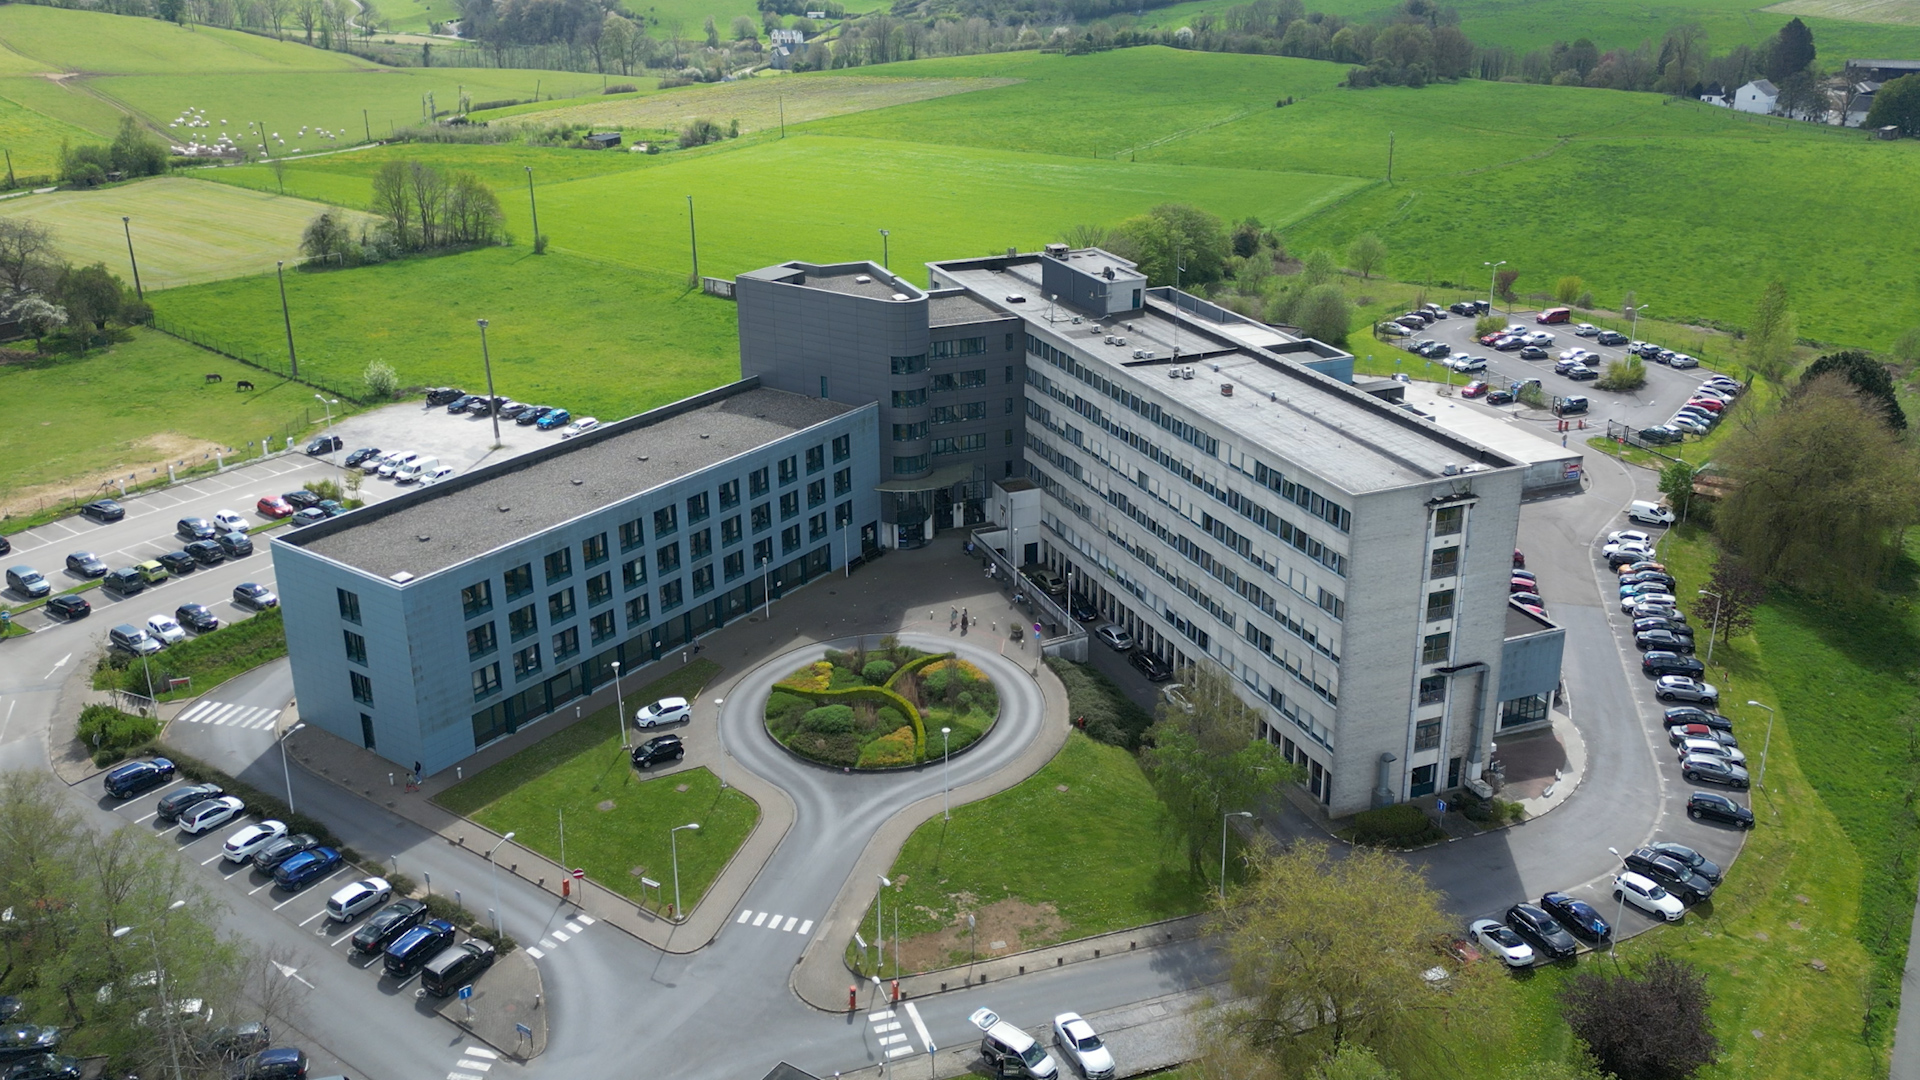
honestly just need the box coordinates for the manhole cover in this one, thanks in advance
[597,800,616,812]
[1752,1030,1765,1040]
[675,783,689,793]
[1795,894,1811,904]
[1809,959,1828,971]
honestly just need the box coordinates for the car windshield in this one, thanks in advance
[1019,1045,1049,1067]
[1489,927,1523,946]
[1072,1028,1102,1051]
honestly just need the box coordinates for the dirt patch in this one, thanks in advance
[893,897,1066,974]
[596,799,616,812]
[1,432,227,518]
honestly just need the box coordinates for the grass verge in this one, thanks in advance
[92,607,285,702]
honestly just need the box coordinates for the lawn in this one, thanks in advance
[94,606,286,702]
[377,0,461,33]
[432,659,754,911]
[0,6,371,75]
[205,140,655,208]
[0,91,114,177]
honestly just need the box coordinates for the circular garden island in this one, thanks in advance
[764,638,1000,769]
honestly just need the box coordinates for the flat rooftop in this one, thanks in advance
[737,260,923,302]
[928,292,1010,327]
[291,387,852,580]
[1507,601,1557,638]
[1396,382,1583,468]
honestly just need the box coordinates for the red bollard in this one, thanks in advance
[891,979,901,1003]
[561,879,570,898]
[849,985,859,1011]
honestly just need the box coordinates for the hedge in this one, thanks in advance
[775,683,927,761]
[1349,803,1447,848]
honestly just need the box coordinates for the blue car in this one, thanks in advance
[272,846,342,890]
[1539,891,1611,942]
[535,408,570,431]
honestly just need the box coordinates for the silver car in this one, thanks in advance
[1052,1013,1115,1080]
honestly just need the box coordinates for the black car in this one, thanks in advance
[2,1054,78,1080]
[229,1047,308,1080]
[1494,336,1525,351]
[1646,841,1722,885]
[1596,330,1627,345]
[177,518,217,542]
[1419,341,1451,359]
[1635,630,1694,654]
[0,537,7,557]
[185,540,226,566]
[1130,649,1173,682]
[351,897,430,955]
[217,533,253,558]
[1688,791,1754,828]
[1486,388,1516,405]
[0,1001,15,1024]
[103,757,174,798]
[1663,706,1733,732]
[1682,754,1750,790]
[251,833,320,874]
[1539,892,1610,942]
[176,604,220,633]
[445,394,479,414]
[1624,847,1716,904]
[344,447,383,469]
[1068,595,1099,623]
[63,552,107,579]
[1633,616,1692,637]
[1619,570,1675,588]
[425,387,466,406]
[1643,651,1704,678]
[158,551,198,576]
[284,490,322,511]
[45,596,89,620]
[1505,902,1580,959]
[516,406,553,427]
[80,500,124,524]
[304,435,343,456]
[202,1023,270,1061]
[233,583,277,610]
[495,402,530,421]
[1552,396,1589,416]
[632,734,684,770]
[384,919,457,978]
[1565,365,1599,381]
[0,1027,60,1060]
[156,782,225,823]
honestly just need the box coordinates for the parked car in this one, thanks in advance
[185,540,226,566]
[1670,725,1739,752]
[178,796,246,836]
[536,409,572,431]
[1676,736,1746,766]
[109,623,163,656]
[1681,753,1750,790]
[1468,918,1534,968]
[1613,872,1685,922]
[201,1023,271,1061]
[1539,892,1610,942]
[632,734,685,770]
[282,490,321,511]
[146,614,187,646]
[444,394,479,413]
[1648,842,1722,884]
[233,583,278,610]
[1655,676,1719,705]
[1552,396,1589,416]
[1129,650,1173,682]
[0,1027,61,1060]
[1597,330,1628,345]
[1519,345,1549,360]
[494,402,530,421]
[425,387,466,406]
[221,820,289,864]
[1096,625,1133,651]
[351,898,430,955]
[6,566,49,599]
[1565,365,1598,381]
[158,551,197,576]
[176,603,220,633]
[376,452,418,479]
[326,878,393,922]
[63,552,107,579]
[80,500,125,524]
[1068,594,1099,622]
[1461,380,1488,398]
[104,757,176,799]
[252,834,320,874]
[1636,630,1694,654]
[344,448,383,471]
[156,783,224,823]
[44,596,89,620]
[229,1047,307,1080]
[290,508,328,527]
[273,847,343,891]
[1663,706,1731,732]
[1486,388,1517,405]
[1051,1013,1116,1080]
[3,1053,80,1080]
[177,518,217,542]
[1447,355,1487,373]
[211,531,247,558]
[972,1008,1059,1080]
[1687,791,1754,829]
[133,560,168,585]
[1376,321,1411,337]
[1637,426,1685,445]
[213,510,247,533]
[304,435,343,456]
[1623,848,1716,904]
[1505,903,1579,960]
[384,920,458,978]
[516,406,554,427]
[1642,651,1704,678]
[562,417,602,439]
[633,697,690,729]
[421,939,498,998]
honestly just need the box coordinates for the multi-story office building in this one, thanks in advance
[273,382,878,774]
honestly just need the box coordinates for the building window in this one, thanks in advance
[820,375,829,398]
[509,604,538,642]
[625,595,650,628]
[930,336,986,358]
[619,517,645,551]
[623,557,647,590]
[657,542,681,574]
[586,571,613,607]
[552,626,580,662]
[1418,674,1447,706]
[1319,588,1345,620]
[512,644,542,681]
[781,524,801,554]
[461,579,493,619]
[1005,429,1014,445]
[749,467,769,498]
[931,434,986,455]
[893,454,929,473]
[832,434,851,462]
[724,551,744,581]
[548,587,576,622]
[806,445,824,474]
[809,512,827,541]
[834,468,851,496]
[660,579,683,612]
[1421,631,1452,665]
[890,353,927,374]
[692,564,715,596]
[343,630,367,665]
[1434,505,1465,536]
[654,504,678,536]
[929,373,956,393]
[893,421,928,442]
[337,588,361,624]
[932,402,986,424]
[689,528,712,560]
[687,492,709,523]
[472,663,501,701]
[1426,589,1455,622]
[780,492,799,520]
[467,622,497,659]
[361,713,376,750]
[778,456,798,485]
[721,515,743,546]
[835,501,852,529]
[1501,694,1550,729]
[753,538,773,568]
[1429,547,1459,579]
[590,610,616,645]
[1005,364,1015,382]
[1006,397,1015,414]
[350,671,373,705]
[1415,719,1442,751]
[718,478,740,509]
[544,547,572,583]
[504,563,534,600]
[752,503,772,533]
[807,479,825,508]
[958,369,987,388]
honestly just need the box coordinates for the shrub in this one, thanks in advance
[1044,658,1153,749]
[792,730,860,766]
[861,660,896,684]
[77,703,161,753]
[1474,314,1504,337]
[765,691,809,719]
[604,83,639,94]
[678,119,723,148]
[877,705,906,731]
[858,727,917,768]
[422,894,518,953]
[1350,803,1446,848]
[362,360,399,400]
[1596,357,1648,391]
[801,704,855,735]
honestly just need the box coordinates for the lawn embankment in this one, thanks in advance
[433,660,753,912]
[93,607,285,703]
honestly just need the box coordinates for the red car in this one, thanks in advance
[1461,380,1489,399]
[1510,578,1536,593]
[1686,397,1724,412]
[1479,331,1506,346]
[255,495,294,519]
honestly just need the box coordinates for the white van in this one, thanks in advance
[971,1008,1057,1079]
[1627,500,1676,526]
[395,456,438,484]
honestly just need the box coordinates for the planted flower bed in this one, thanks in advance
[765,637,999,769]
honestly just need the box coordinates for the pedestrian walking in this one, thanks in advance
[950,606,958,630]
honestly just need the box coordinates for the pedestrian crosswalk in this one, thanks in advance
[174,700,283,730]
[869,1006,923,1059]
[446,1044,497,1080]
[735,908,813,937]
[527,912,593,960]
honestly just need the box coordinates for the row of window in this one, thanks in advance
[1248,460,1352,534]
[929,336,986,359]
[1026,333,1219,456]
[930,370,987,392]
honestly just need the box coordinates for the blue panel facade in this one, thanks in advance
[1499,627,1566,701]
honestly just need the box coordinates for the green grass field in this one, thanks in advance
[377,0,461,34]
[0,6,371,75]
[94,607,285,702]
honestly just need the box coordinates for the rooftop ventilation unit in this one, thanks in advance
[1044,243,1070,259]
[390,571,415,583]
[1221,383,1234,397]
[1182,367,1195,380]
[1168,367,1180,379]
[854,274,872,284]
[1443,463,1460,476]
[892,293,910,301]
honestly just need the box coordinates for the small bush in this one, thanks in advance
[861,660,896,685]
[1596,357,1648,391]
[1045,658,1154,749]
[801,704,854,735]
[765,691,809,718]
[1350,803,1446,848]
[858,727,917,768]
[77,703,161,752]
[423,894,518,952]
[1474,314,1503,337]
[604,83,638,94]
[792,730,860,766]
[362,360,399,400]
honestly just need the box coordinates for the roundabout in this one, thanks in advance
[762,637,1003,770]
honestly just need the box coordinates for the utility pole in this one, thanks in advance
[122,217,143,300]
[476,319,501,447]
[525,167,541,252]
[275,261,297,377]
[687,195,699,284]
[362,108,371,143]
[1386,130,1394,184]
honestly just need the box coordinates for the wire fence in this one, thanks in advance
[149,316,368,406]
[1,435,313,530]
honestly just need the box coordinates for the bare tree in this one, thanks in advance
[407,161,447,248]
[0,217,58,295]
[370,159,413,247]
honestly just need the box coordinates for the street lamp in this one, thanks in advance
[1697,589,1722,667]
[879,228,890,269]
[1606,846,1626,957]
[670,823,700,923]
[1746,700,1777,793]
[1629,303,1649,342]
[122,216,143,300]
[941,726,952,821]
[312,394,338,458]
[486,831,516,934]
[114,900,188,1080]
[1483,260,1506,315]
[611,660,628,749]
[875,874,891,977]
[713,697,728,791]
[758,554,772,618]
[476,319,501,447]
[523,166,541,252]
[1221,811,1253,899]
[278,722,306,813]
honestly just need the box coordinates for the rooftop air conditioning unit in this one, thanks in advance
[1182,367,1195,380]
[1221,383,1234,397]
[1443,463,1460,476]
[891,293,910,301]
[1168,368,1180,379]
[1045,243,1070,258]
[1071,316,1083,324]
[854,275,872,284]
[1105,336,1117,345]
[1134,349,1156,359]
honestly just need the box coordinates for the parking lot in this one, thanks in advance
[311,392,591,483]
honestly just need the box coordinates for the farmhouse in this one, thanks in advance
[1846,58,1920,83]
[1734,79,1779,115]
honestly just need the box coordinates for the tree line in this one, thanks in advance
[55,117,170,189]
[1473,16,1817,101]
[0,218,148,354]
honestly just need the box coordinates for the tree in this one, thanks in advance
[269,156,287,195]
[1765,17,1815,83]
[407,161,447,248]
[1062,223,1112,250]
[703,14,719,46]
[108,116,169,178]
[299,209,355,265]
[1297,283,1354,344]
[1316,1044,1395,1080]
[1800,349,1904,429]
[1700,557,1765,643]
[1230,218,1266,259]
[1474,314,1503,337]
[1494,268,1519,304]
[0,217,58,295]
[56,262,124,332]
[1561,955,1719,1080]
[1742,279,1796,387]
[1774,69,1826,120]
[370,160,413,247]
[1206,841,1494,1076]
[1299,248,1337,288]
[1866,73,1920,134]
[731,14,757,39]
[1554,275,1584,304]
[363,359,399,399]
[1596,356,1647,391]
[1714,374,1920,594]
[1345,233,1386,279]
[1140,663,1293,883]
[3,293,66,349]
[1658,459,1698,521]
[1893,326,1920,362]
[600,14,636,74]
[444,171,505,245]
[1108,204,1230,286]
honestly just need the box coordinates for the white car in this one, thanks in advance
[1614,872,1685,921]
[419,465,457,486]
[1557,348,1591,363]
[1376,322,1411,337]
[633,696,691,729]
[377,451,419,479]
[561,418,601,439]
[221,819,288,863]
[1052,1013,1116,1080]
[325,877,393,922]
[1655,676,1719,704]
[1606,529,1654,548]
[146,614,186,646]
[1677,737,1747,766]
[1621,591,1676,613]
[1096,625,1134,651]
[179,795,246,835]
[1447,355,1487,373]
[212,509,247,533]
[1522,330,1555,346]
[1468,918,1535,967]
[1574,322,1599,337]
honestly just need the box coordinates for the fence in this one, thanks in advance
[969,526,1089,662]
[1603,420,1686,464]
[2,433,311,530]
[149,315,368,406]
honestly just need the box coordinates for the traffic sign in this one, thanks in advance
[572,868,585,880]
[516,1023,533,1039]
[458,985,473,1000]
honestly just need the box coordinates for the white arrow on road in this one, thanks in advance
[272,961,315,988]
[43,654,70,681]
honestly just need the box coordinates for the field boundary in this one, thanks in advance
[150,314,367,405]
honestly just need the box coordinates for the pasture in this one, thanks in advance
[480,74,1022,136]
[0,5,370,75]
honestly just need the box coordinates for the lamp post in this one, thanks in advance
[114,900,188,1080]
[1221,811,1253,899]
[1483,259,1506,315]
[476,319,501,447]
[278,722,306,813]
[1629,303,1649,342]
[875,874,891,977]
[611,660,628,749]
[524,166,541,251]
[941,726,952,821]
[276,261,298,377]
[313,394,337,458]
[713,698,728,790]
[1746,699,1777,793]
[1606,846,1626,958]
[122,216,143,300]
[1697,589,1722,667]
[879,228,890,269]
[486,831,516,934]
[670,823,700,923]
[758,554,771,618]
[686,195,699,283]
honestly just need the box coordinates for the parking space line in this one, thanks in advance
[297,909,328,927]
[448,1073,483,1080]
[271,890,305,910]
[178,834,208,847]
[201,851,227,866]
[250,881,274,895]
[135,811,159,824]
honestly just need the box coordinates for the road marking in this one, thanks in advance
[526,947,544,959]
[207,704,241,725]
[576,914,594,925]
[550,930,569,942]
[179,701,216,722]
[868,1010,895,1022]
[736,910,752,923]
[878,1032,906,1044]
[43,653,71,680]
[201,851,227,866]
[539,939,557,951]
[135,811,158,824]
[464,1048,497,1060]
[330,928,356,947]
[782,916,798,932]
[297,909,327,927]
[250,880,274,895]
[752,911,769,927]
[904,1002,934,1051]
[875,1022,901,1034]
[886,1046,915,1059]
[448,1073,483,1080]
[565,922,581,934]
[271,891,304,910]
[456,1061,492,1072]
[798,919,814,935]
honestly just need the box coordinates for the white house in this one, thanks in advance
[1734,79,1779,115]
[1698,82,1730,107]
